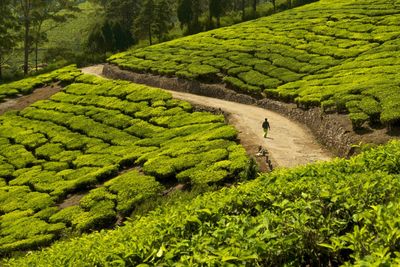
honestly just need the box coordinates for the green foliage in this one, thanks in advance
[104,170,164,214]
[5,140,400,266]
[109,0,400,129]
[0,66,250,255]
[0,65,81,100]
[0,186,54,213]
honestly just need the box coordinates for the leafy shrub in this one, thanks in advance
[0,66,250,255]
[6,141,400,265]
[105,0,400,129]
[350,112,370,130]
[104,170,164,215]
[238,70,281,89]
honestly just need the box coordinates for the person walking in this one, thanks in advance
[262,118,270,138]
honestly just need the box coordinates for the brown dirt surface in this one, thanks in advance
[81,65,332,170]
[0,84,62,115]
[58,193,86,209]
[168,90,332,169]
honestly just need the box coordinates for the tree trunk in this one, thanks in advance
[35,23,42,72]
[23,0,31,75]
[252,0,257,18]
[191,0,200,33]
[35,38,38,72]
[24,16,30,75]
[0,56,2,81]
[217,15,220,27]
[272,0,276,12]
[148,24,152,45]
[242,0,246,21]
[209,4,213,28]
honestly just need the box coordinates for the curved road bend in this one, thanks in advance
[81,65,332,169]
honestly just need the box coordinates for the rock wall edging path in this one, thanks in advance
[103,64,354,157]
[83,65,277,171]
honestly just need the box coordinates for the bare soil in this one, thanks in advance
[167,90,332,169]
[58,193,87,209]
[0,84,62,115]
[81,65,332,170]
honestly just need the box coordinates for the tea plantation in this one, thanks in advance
[2,0,400,265]
[109,0,400,128]
[0,66,81,102]
[4,140,400,266]
[0,66,250,255]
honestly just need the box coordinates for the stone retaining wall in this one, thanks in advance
[103,64,358,157]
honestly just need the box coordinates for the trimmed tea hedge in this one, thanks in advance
[0,66,250,254]
[5,140,400,266]
[0,65,81,102]
[109,0,400,128]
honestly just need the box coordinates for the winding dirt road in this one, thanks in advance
[82,65,332,169]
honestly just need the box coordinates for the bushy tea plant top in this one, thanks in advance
[5,140,400,266]
[109,0,400,128]
[0,66,250,254]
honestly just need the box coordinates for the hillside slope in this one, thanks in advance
[83,65,332,169]
[5,140,400,266]
[0,66,250,254]
[109,0,400,129]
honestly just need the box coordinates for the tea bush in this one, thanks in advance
[0,66,250,254]
[0,65,81,101]
[5,140,400,266]
[109,0,400,129]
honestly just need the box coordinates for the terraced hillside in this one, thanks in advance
[109,0,400,129]
[5,140,400,266]
[0,67,79,103]
[0,66,250,254]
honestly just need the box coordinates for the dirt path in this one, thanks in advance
[0,85,62,115]
[81,65,332,169]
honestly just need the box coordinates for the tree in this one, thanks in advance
[18,0,33,75]
[87,20,114,54]
[154,0,174,42]
[178,0,203,34]
[91,0,139,26]
[209,0,224,27]
[270,0,276,12]
[135,0,155,45]
[242,0,246,21]
[0,1,18,80]
[30,0,79,71]
[252,0,257,18]
[177,0,193,30]
[191,0,203,33]
[89,0,139,52]
[16,0,80,75]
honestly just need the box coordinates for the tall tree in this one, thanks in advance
[154,0,174,42]
[242,0,246,21]
[270,0,276,12]
[31,0,79,71]
[0,1,18,80]
[177,0,193,31]
[252,0,257,18]
[89,0,139,52]
[191,0,202,33]
[209,0,224,27]
[17,0,80,75]
[135,0,155,45]
[178,0,203,34]
[92,0,139,26]
[18,0,33,75]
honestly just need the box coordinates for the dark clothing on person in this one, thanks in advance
[262,120,270,130]
[262,119,270,138]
